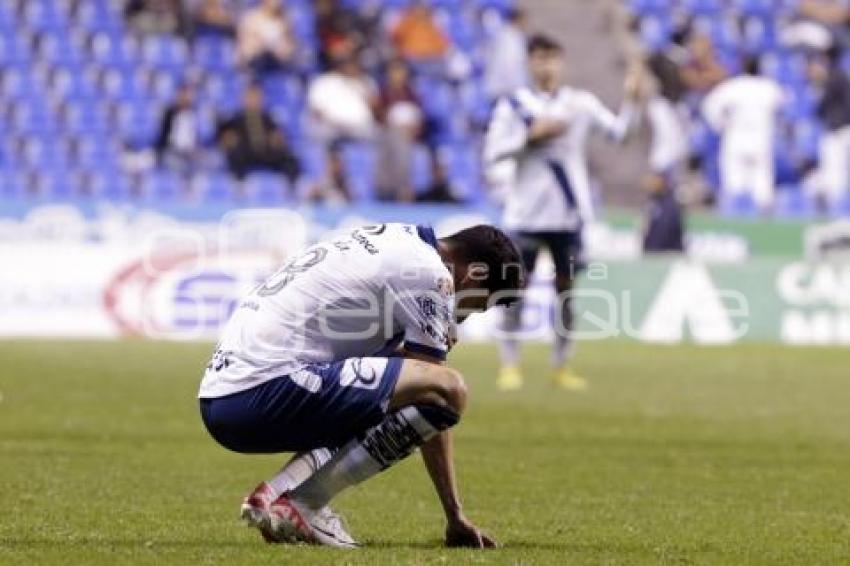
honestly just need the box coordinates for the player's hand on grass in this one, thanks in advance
[445,515,499,549]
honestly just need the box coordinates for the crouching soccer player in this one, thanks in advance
[199,223,524,548]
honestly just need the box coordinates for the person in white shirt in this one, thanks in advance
[199,223,524,549]
[237,0,297,74]
[702,58,785,211]
[307,54,378,201]
[484,34,637,392]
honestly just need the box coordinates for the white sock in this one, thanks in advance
[266,448,335,498]
[291,405,452,511]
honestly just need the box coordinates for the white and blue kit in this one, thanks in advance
[199,224,455,453]
[485,85,634,233]
[484,85,634,366]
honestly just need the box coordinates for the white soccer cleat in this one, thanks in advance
[240,482,286,543]
[268,493,359,549]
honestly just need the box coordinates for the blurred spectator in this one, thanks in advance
[125,0,187,36]
[702,58,784,211]
[809,46,850,206]
[391,2,450,62]
[315,0,381,71]
[375,59,423,201]
[237,0,297,75]
[216,84,300,187]
[417,157,462,203]
[680,32,728,97]
[799,0,850,27]
[484,8,529,99]
[307,54,377,141]
[155,84,207,175]
[192,0,235,38]
[645,55,689,176]
[307,55,378,201]
[642,173,685,253]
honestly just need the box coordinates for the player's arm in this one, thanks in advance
[588,91,636,143]
[395,282,497,547]
[402,348,497,548]
[484,98,533,163]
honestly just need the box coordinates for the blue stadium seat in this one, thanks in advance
[38,171,76,201]
[74,1,123,33]
[142,169,181,202]
[0,0,515,205]
[195,172,235,203]
[411,146,433,192]
[628,0,671,15]
[142,36,189,70]
[92,170,130,201]
[22,2,68,33]
[718,193,759,217]
[639,14,672,51]
[831,192,850,217]
[192,36,237,72]
[682,0,723,16]
[341,143,377,200]
[782,85,817,121]
[245,172,290,205]
[117,100,161,147]
[90,33,141,67]
[734,0,778,17]
[741,16,779,53]
[774,186,816,218]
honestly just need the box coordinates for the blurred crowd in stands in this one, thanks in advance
[624,0,850,216]
[0,0,520,204]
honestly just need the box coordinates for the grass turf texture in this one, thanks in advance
[1,340,849,565]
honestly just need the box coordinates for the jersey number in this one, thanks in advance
[257,246,328,297]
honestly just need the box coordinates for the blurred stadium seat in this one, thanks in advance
[0,0,516,205]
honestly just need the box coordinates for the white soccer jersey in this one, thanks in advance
[702,75,784,154]
[484,86,635,232]
[199,224,455,398]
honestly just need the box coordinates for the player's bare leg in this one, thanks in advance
[268,358,494,548]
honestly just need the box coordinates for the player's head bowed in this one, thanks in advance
[438,225,526,318]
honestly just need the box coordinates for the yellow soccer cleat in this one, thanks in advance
[497,365,524,391]
[552,367,588,392]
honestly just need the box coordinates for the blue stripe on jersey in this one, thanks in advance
[405,341,447,361]
[547,160,577,209]
[507,96,534,126]
[416,225,438,250]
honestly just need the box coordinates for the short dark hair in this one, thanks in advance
[743,56,760,76]
[528,34,563,56]
[442,225,525,306]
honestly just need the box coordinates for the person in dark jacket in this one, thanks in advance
[814,45,850,205]
[643,172,685,253]
[217,84,300,184]
[156,84,206,174]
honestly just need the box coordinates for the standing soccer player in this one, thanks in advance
[484,34,638,391]
[199,223,523,548]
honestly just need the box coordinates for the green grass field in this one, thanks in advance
[1,340,849,565]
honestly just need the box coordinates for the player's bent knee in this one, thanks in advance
[440,367,468,414]
[414,402,460,432]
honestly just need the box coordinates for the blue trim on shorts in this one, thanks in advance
[405,341,447,361]
[200,357,405,454]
